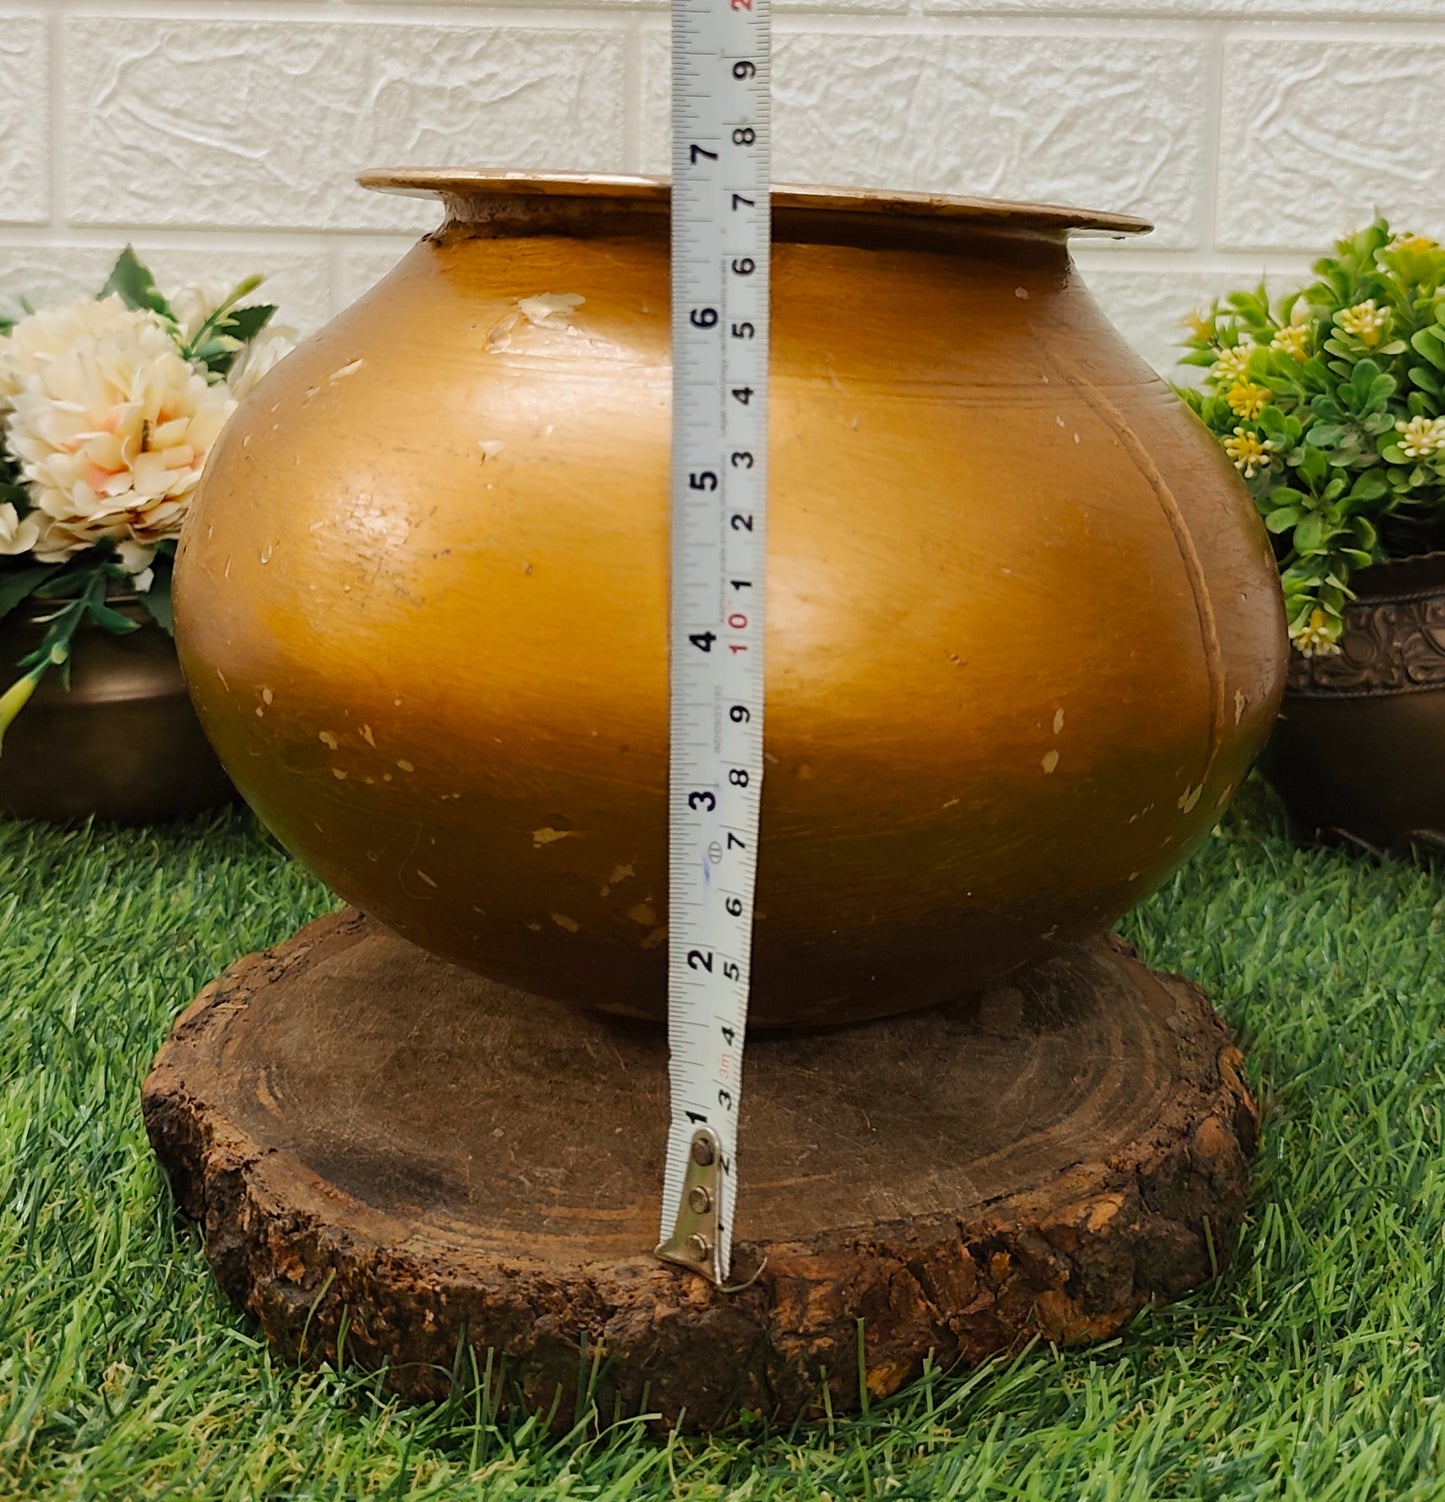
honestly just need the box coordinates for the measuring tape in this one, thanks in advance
[654,0,772,1286]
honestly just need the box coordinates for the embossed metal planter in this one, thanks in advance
[1262,553,1445,854]
[0,595,235,825]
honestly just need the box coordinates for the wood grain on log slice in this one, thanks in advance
[142,909,1258,1431]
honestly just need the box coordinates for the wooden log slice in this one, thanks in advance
[142,910,1258,1431]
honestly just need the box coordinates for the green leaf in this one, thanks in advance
[15,590,92,675]
[86,598,140,636]
[1364,372,1397,409]
[0,563,62,626]
[1410,326,1445,370]
[1256,406,1292,438]
[1295,514,1327,552]
[189,300,276,379]
[1265,507,1303,534]
[1349,471,1390,501]
[137,571,174,635]
[1297,445,1330,484]
[190,336,243,362]
[100,246,178,328]
[180,275,273,371]
[1407,365,1443,397]
[222,303,276,344]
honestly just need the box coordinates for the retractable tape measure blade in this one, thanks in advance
[656,0,771,1286]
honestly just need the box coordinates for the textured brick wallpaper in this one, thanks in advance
[0,2,1441,375]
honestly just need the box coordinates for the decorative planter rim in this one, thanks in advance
[1287,551,1445,700]
[1343,549,1445,604]
[356,168,1152,240]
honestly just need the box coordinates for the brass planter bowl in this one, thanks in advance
[0,596,234,825]
[175,172,1287,1026]
[1262,553,1445,854]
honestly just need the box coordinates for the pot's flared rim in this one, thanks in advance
[358,169,1151,239]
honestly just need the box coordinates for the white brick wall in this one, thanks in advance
[1,1,1441,376]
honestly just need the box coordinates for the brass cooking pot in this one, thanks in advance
[174,172,1287,1026]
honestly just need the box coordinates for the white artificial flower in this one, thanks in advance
[0,294,170,404]
[6,313,233,563]
[226,324,296,400]
[166,278,238,342]
[115,538,157,577]
[0,500,40,555]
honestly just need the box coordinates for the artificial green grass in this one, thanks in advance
[3,784,1445,1500]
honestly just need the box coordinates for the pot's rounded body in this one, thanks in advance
[0,597,234,825]
[175,174,1287,1026]
[1262,553,1445,853]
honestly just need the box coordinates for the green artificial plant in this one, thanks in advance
[1179,220,1445,656]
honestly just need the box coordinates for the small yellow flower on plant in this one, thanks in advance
[1211,342,1254,384]
[1291,608,1343,658]
[1394,415,1445,459]
[1182,308,1213,340]
[1336,299,1390,345]
[1223,427,1276,478]
[1226,382,1271,420]
[1270,324,1311,361]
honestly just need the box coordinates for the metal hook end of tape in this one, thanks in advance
[655,1127,725,1286]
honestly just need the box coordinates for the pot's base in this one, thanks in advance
[142,909,1257,1432]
